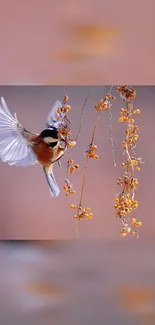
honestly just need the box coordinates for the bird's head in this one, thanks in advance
[40,128,59,147]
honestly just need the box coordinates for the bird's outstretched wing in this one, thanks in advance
[0,97,37,166]
[46,100,65,129]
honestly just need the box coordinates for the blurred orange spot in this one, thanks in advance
[25,282,68,297]
[118,286,154,310]
[79,43,114,55]
[50,25,118,63]
[51,43,114,62]
[71,25,118,41]
[51,51,88,62]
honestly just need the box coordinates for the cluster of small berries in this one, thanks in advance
[57,95,79,197]
[67,159,79,174]
[63,178,76,197]
[95,94,116,112]
[57,96,76,149]
[86,144,99,159]
[70,204,93,221]
[114,193,142,237]
[115,85,142,238]
[56,95,71,121]
[116,85,136,102]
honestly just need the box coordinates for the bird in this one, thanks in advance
[0,97,67,197]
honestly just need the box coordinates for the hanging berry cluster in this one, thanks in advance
[70,90,116,227]
[56,94,79,197]
[114,86,143,238]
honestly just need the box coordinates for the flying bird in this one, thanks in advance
[0,97,67,197]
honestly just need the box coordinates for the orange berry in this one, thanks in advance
[95,105,102,112]
[85,207,90,212]
[131,159,136,165]
[135,221,142,227]
[70,204,76,209]
[131,218,136,224]
[64,95,69,101]
[134,126,139,131]
[119,117,124,122]
[134,109,140,114]
[133,135,138,141]
[66,105,71,111]
[74,164,79,169]
[56,116,61,121]
[133,178,138,185]
[72,190,76,195]
[126,200,132,207]
[68,167,75,174]
[68,141,76,148]
[132,201,138,209]
[120,231,127,237]
[121,141,126,146]
[103,104,108,111]
[84,213,89,218]
[57,108,61,113]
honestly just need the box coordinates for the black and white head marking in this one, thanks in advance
[40,128,59,148]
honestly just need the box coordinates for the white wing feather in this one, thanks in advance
[46,100,65,129]
[0,97,37,166]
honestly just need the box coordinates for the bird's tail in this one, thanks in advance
[43,166,60,197]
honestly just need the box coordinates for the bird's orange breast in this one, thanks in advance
[32,138,64,168]
[32,139,54,167]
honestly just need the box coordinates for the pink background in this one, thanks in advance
[0,0,154,85]
[0,85,154,240]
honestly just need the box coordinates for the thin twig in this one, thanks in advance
[61,85,67,97]
[108,106,117,167]
[75,89,92,141]
[79,155,89,206]
[107,85,116,167]
[79,112,100,206]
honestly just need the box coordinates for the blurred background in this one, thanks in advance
[0,0,154,84]
[0,85,155,240]
[1,240,155,325]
